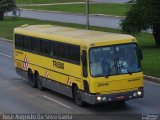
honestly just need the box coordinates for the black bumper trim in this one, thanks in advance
[81,88,144,105]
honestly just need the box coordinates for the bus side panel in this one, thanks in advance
[14,49,83,98]
[40,76,73,98]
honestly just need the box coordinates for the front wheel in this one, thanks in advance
[73,86,84,106]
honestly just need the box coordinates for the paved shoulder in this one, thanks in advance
[6,9,122,29]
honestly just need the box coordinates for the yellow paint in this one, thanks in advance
[14,25,143,95]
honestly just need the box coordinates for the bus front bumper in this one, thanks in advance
[81,88,143,105]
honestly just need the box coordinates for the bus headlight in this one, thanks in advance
[137,91,142,96]
[97,96,102,101]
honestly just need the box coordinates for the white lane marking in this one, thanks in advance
[42,95,72,109]
[0,52,12,58]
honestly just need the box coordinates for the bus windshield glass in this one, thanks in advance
[89,43,141,77]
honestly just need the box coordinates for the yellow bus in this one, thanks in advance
[14,25,144,106]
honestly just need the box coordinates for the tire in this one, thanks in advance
[73,86,84,106]
[28,70,37,88]
[36,73,44,91]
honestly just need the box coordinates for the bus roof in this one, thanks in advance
[14,25,136,46]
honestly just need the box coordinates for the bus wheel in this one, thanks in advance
[36,73,44,91]
[73,86,84,106]
[28,70,37,88]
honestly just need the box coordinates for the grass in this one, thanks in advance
[0,17,160,77]
[22,3,129,16]
[16,0,85,4]
[135,33,160,77]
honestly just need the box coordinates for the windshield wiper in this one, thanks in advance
[105,74,110,78]
[105,58,118,78]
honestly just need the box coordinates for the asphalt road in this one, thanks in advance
[0,40,160,120]
[7,10,122,29]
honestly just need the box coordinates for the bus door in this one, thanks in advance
[81,50,89,93]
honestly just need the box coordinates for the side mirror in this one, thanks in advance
[138,48,143,60]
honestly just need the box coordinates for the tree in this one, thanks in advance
[0,0,16,21]
[121,0,160,47]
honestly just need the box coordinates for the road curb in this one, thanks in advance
[21,8,85,15]
[0,37,13,43]
[144,75,160,84]
[20,9,125,19]
[17,2,86,7]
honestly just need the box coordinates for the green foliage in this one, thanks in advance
[122,0,152,33]
[0,0,16,12]
[123,0,160,32]
[0,0,16,20]
[121,0,160,47]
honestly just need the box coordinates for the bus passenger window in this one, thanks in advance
[15,34,23,49]
[23,36,31,50]
[68,45,80,64]
[59,43,68,60]
[50,41,58,57]
[31,38,40,53]
[40,40,49,55]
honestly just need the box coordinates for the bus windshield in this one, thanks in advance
[89,43,141,77]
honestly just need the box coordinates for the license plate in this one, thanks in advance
[116,96,125,100]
